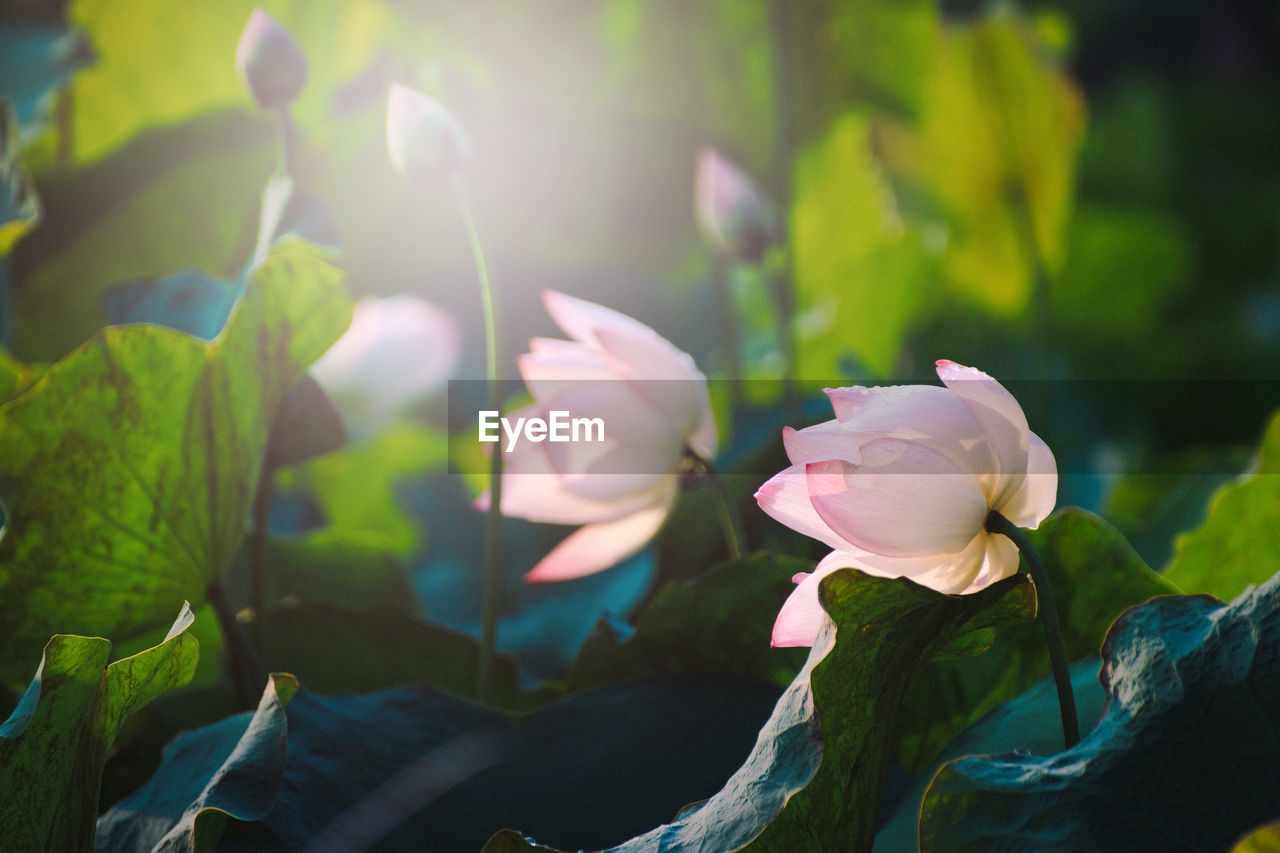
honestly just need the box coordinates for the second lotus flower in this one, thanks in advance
[480,290,717,582]
[756,360,1057,647]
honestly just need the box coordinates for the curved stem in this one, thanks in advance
[690,451,746,559]
[452,177,503,703]
[986,509,1080,749]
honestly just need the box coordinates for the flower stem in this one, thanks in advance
[207,580,267,711]
[690,451,746,559]
[712,257,744,417]
[276,105,297,178]
[986,509,1080,749]
[452,177,503,704]
[766,256,801,420]
[250,467,271,642]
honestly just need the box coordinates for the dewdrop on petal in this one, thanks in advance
[236,8,308,109]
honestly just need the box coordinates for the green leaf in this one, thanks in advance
[0,603,199,853]
[790,109,938,376]
[486,568,1035,853]
[897,508,1178,769]
[877,10,1085,314]
[0,347,46,404]
[276,422,448,558]
[0,240,350,683]
[1235,823,1280,853]
[65,0,394,164]
[12,112,273,360]
[95,672,297,853]
[874,658,1107,853]
[257,604,531,711]
[1164,410,1280,602]
[567,551,811,692]
[919,569,1280,852]
[104,676,783,852]
[0,99,40,257]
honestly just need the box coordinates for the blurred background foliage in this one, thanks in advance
[2,0,1280,846]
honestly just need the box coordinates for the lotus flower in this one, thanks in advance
[480,290,716,582]
[756,360,1057,646]
[310,295,460,439]
[386,83,472,182]
[695,148,783,264]
[236,8,307,109]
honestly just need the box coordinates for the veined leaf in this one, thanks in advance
[920,567,1280,852]
[1165,409,1280,602]
[897,508,1177,769]
[486,567,1035,853]
[0,240,350,682]
[95,673,297,853]
[0,604,199,852]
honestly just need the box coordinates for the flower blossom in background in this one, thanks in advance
[310,295,461,440]
[236,8,308,109]
[480,290,717,582]
[385,83,472,183]
[756,360,1057,647]
[694,148,783,265]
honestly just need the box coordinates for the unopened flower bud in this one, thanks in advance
[695,148,783,265]
[385,83,471,182]
[236,8,308,109]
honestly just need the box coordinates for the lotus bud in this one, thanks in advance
[385,83,472,182]
[236,8,308,109]
[695,148,783,264]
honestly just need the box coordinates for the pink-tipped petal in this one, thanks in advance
[535,383,684,503]
[592,324,715,453]
[542,290,654,349]
[806,440,988,558]
[516,345,614,401]
[782,421,861,466]
[998,431,1058,529]
[524,494,673,582]
[483,402,672,525]
[935,360,1032,508]
[755,464,856,552]
[771,551,890,647]
[823,384,995,480]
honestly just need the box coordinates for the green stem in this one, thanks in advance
[712,257,744,416]
[276,106,297,178]
[985,509,1080,749]
[206,580,267,711]
[691,451,746,559]
[452,177,503,704]
[250,468,271,645]
[766,257,801,419]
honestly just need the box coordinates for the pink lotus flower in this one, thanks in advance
[756,360,1057,647]
[695,148,783,264]
[480,290,716,582]
[236,8,308,109]
[385,84,472,183]
[310,296,461,440]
